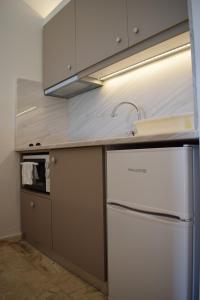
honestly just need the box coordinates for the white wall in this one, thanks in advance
[0,0,43,239]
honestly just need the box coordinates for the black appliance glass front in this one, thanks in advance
[22,158,47,193]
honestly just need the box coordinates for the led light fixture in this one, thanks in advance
[100,43,191,81]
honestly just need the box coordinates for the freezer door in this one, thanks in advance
[107,147,193,219]
[107,205,193,300]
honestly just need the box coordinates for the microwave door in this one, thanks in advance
[22,158,47,193]
[33,160,46,192]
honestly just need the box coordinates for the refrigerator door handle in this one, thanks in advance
[108,202,192,222]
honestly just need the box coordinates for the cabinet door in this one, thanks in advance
[43,0,76,89]
[76,0,128,71]
[127,0,188,47]
[21,191,52,250]
[51,147,106,281]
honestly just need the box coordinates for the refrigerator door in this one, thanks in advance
[107,147,193,219]
[107,204,193,300]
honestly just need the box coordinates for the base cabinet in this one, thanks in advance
[21,191,52,251]
[20,146,106,289]
[50,147,106,282]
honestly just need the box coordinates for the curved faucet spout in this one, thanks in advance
[111,101,141,120]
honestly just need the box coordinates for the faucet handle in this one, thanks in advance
[127,129,135,136]
[111,111,117,118]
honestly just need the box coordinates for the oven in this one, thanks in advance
[21,154,50,194]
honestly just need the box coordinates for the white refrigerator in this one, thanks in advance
[106,146,199,300]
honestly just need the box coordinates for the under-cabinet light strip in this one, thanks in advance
[16,106,37,117]
[100,43,191,81]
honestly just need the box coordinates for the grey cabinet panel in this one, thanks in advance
[127,0,188,47]
[43,0,76,89]
[51,147,106,281]
[21,191,52,250]
[76,0,128,71]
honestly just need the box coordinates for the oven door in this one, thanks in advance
[22,155,49,194]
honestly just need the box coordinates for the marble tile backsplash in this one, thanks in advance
[16,49,194,148]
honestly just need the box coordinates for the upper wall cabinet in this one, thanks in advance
[127,0,188,47]
[75,0,128,72]
[43,0,188,94]
[43,0,76,89]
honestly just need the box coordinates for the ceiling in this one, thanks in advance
[23,0,64,18]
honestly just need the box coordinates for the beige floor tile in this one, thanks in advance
[0,240,106,300]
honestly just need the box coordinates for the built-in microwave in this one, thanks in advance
[21,154,50,194]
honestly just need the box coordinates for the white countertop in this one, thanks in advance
[15,130,199,152]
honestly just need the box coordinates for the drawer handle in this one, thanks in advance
[30,201,35,208]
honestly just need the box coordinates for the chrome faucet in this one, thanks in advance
[111,101,141,120]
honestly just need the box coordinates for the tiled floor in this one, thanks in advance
[0,239,107,300]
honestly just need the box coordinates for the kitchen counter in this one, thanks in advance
[15,130,199,152]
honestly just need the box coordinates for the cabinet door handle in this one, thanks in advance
[51,156,56,164]
[67,64,72,71]
[30,201,35,208]
[116,37,122,43]
[133,27,139,34]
